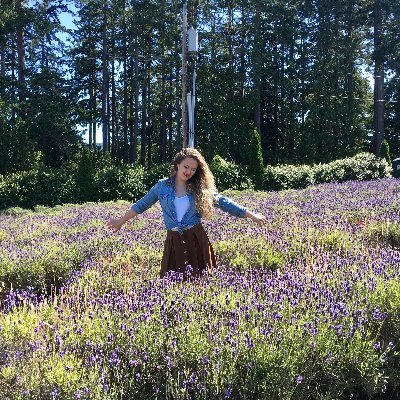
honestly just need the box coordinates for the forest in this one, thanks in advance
[0,0,399,175]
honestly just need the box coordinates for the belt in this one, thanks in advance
[170,224,196,234]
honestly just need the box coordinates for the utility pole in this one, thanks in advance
[102,0,109,152]
[182,1,188,148]
[187,27,198,148]
[373,0,384,157]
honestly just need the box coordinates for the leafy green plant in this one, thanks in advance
[367,220,400,249]
[75,147,95,202]
[264,153,391,191]
[264,164,314,191]
[380,139,391,166]
[143,163,171,190]
[93,165,147,202]
[316,230,354,253]
[247,128,264,190]
[215,236,286,271]
[211,155,254,191]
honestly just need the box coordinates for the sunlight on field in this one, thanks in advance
[1,179,400,399]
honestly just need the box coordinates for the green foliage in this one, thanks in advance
[75,147,95,202]
[2,182,400,398]
[313,153,391,184]
[0,167,78,210]
[0,116,39,175]
[214,236,286,271]
[26,69,82,168]
[247,128,264,190]
[316,230,353,253]
[93,165,147,202]
[264,164,314,191]
[380,139,391,165]
[0,242,87,292]
[210,155,254,191]
[143,163,171,190]
[264,153,392,191]
[367,220,400,249]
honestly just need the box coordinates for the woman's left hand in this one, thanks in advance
[246,211,267,226]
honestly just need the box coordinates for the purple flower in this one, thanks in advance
[225,387,232,399]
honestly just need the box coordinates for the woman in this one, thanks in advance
[107,148,266,278]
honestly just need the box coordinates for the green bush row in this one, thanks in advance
[0,152,392,211]
[0,154,254,210]
[0,165,148,210]
[264,152,392,191]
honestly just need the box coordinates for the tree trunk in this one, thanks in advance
[289,37,295,159]
[88,119,93,147]
[101,0,109,152]
[253,5,261,134]
[168,77,173,161]
[373,0,384,157]
[181,1,188,148]
[122,3,128,163]
[16,0,26,104]
[91,85,97,147]
[132,35,139,165]
[396,69,400,156]
[140,64,147,167]
[129,87,134,164]
[11,37,16,125]
[147,61,152,168]
[107,68,111,151]
[160,53,167,162]
[239,4,246,99]
[345,0,355,153]
[0,44,5,79]
[93,88,97,147]
[175,34,182,151]
[111,30,117,160]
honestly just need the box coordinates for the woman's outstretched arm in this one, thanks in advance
[107,209,138,232]
[107,180,161,232]
[213,193,267,226]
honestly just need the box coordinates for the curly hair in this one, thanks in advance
[170,148,216,219]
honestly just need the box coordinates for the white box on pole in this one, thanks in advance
[188,28,198,53]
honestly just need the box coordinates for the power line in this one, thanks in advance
[309,94,398,102]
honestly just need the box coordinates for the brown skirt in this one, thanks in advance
[160,224,217,279]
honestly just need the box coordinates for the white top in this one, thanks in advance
[174,195,190,222]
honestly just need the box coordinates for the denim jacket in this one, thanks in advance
[131,177,247,233]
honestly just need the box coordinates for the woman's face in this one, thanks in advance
[176,156,198,182]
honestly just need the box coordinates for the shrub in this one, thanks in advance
[143,163,171,190]
[93,164,147,202]
[246,128,264,189]
[264,152,392,191]
[380,139,391,166]
[0,168,77,210]
[316,229,354,253]
[264,164,314,191]
[313,152,391,184]
[214,236,286,271]
[210,155,254,191]
[75,147,95,202]
[0,242,88,292]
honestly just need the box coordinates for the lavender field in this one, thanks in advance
[1,178,400,399]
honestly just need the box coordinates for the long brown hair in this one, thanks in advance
[171,148,216,219]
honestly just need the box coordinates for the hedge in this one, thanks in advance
[0,152,393,211]
[264,152,392,191]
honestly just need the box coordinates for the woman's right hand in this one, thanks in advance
[106,218,124,232]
